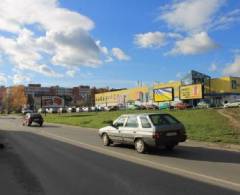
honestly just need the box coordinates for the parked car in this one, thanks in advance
[97,106,105,111]
[159,103,171,110]
[175,102,191,110]
[76,107,82,112]
[99,113,187,153]
[91,106,97,111]
[127,104,142,110]
[117,104,127,110]
[82,107,89,112]
[138,105,147,110]
[48,108,58,113]
[58,107,67,113]
[197,101,210,109]
[94,106,104,111]
[67,107,73,113]
[103,106,111,111]
[22,113,44,127]
[223,101,240,108]
[145,104,159,110]
[37,108,45,113]
[109,106,119,111]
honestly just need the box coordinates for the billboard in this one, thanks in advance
[180,84,203,100]
[42,96,64,108]
[153,88,174,102]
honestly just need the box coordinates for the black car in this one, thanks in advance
[23,113,44,127]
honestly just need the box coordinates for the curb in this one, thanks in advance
[184,140,240,152]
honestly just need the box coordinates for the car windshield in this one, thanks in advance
[31,113,42,118]
[149,114,179,125]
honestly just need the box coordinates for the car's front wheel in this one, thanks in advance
[102,133,110,146]
[135,139,146,153]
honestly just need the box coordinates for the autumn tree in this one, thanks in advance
[10,85,27,112]
[1,94,13,114]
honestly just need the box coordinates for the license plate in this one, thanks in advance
[166,132,177,136]
[34,119,40,122]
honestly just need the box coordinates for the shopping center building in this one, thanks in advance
[95,70,240,107]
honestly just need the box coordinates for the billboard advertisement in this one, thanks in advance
[42,96,64,108]
[180,84,203,100]
[153,88,174,102]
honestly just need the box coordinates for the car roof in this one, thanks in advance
[119,113,168,117]
[29,113,42,116]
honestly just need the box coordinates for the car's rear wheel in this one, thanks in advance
[39,122,43,127]
[27,122,32,126]
[102,133,110,146]
[165,144,176,151]
[135,139,146,153]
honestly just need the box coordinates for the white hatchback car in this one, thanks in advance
[99,113,187,153]
[224,101,240,108]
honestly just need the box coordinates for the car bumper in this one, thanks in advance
[143,134,187,147]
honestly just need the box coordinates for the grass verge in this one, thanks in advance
[44,109,240,144]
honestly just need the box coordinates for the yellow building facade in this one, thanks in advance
[95,86,149,106]
[95,74,240,107]
[210,77,240,94]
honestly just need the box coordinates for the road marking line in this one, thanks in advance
[35,130,240,192]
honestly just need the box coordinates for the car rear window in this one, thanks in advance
[31,114,42,118]
[149,114,179,125]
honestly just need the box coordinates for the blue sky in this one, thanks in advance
[0,0,240,88]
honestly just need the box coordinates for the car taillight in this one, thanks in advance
[153,132,161,139]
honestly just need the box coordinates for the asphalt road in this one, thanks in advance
[0,116,240,195]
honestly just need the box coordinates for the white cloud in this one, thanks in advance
[211,9,240,30]
[223,55,240,76]
[96,40,109,55]
[112,48,130,61]
[0,32,61,77]
[134,31,183,49]
[0,0,94,33]
[66,70,76,78]
[0,0,112,78]
[159,0,225,33]
[49,29,102,68]
[134,32,167,48]
[167,33,183,39]
[168,32,218,55]
[12,74,31,85]
[209,63,218,72]
[105,57,114,63]
[0,73,7,85]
